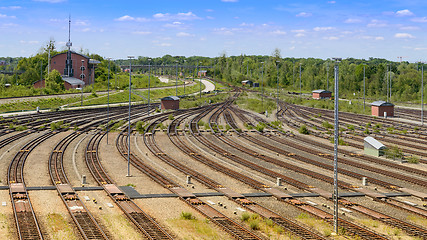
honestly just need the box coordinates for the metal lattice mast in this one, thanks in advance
[333,58,341,234]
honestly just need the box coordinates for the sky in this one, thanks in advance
[1,0,427,62]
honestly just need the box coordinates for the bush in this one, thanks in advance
[255,123,265,132]
[135,121,145,133]
[168,114,174,120]
[385,145,404,160]
[322,121,333,129]
[406,156,419,164]
[299,125,309,134]
[347,124,355,131]
[15,125,27,131]
[241,213,250,222]
[180,211,194,220]
[249,221,260,230]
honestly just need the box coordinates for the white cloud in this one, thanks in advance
[296,12,312,17]
[289,46,295,50]
[33,0,66,3]
[176,32,194,37]
[399,26,419,31]
[396,9,414,17]
[313,26,334,31]
[0,6,21,10]
[240,22,254,27]
[20,40,40,44]
[323,36,339,40]
[270,30,286,35]
[375,36,384,40]
[394,33,415,39]
[75,20,89,26]
[291,29,306,33]
[81,28,91,32]
[163,21,184,28]
[295,33,305,37]
[213,27,234,35]
[414,47,427,51]
[411,17,427,23]
[153,12,199,21]
[158,43,172,47]
[200,37,207,41]
[345,18,362,23]
[367,19,387,27]
[0,14,16,19]
[221,0,238,2]
[114,15,149,22]
[132,31,151,35]
[328,1,336,3]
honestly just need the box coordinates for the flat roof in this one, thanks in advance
[312,89,332,94]
[371,101,394,107]
[161,96,180,101]
[63,77,85,85]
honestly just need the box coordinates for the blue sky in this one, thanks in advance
[1,0,427,61]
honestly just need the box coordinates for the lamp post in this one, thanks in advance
[363,65,366,112]
[81,60,85,106]
[107,58,111,144]
[148,58,151,116]
[198,62,202,98]
[332,57,342,235]
[276,61,280,120]
[175,61,178,96]
[422,64,424,125]
[127,55,134,177]
[299,63,302,96]
[261,62,264,110]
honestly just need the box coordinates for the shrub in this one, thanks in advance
[168,114,174,120]
[299,125,309,135]
[322,121,333,129]
[249,221,260,230]
[385,145,404,160]
[347,124,355,131]
[180,211,194,220]
[15,125,27,131]
[241,213,250,222]
[136,121,145,133]
[255,123,265,132]
[406,156,419,164]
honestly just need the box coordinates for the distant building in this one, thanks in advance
[50,51,100,86]
[0,60,6,66]
[312,89,332,99]
[161,96,180,110]
[242,80,253,86]
[364,136,386,157]
[198,70,207,77]
[371,101,394,117]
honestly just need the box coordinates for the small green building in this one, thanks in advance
[364,136,386,157]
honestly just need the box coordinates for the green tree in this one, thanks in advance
[45,69,64,92]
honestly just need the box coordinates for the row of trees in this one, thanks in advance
[2,44,426,102]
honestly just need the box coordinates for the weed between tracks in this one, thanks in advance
[406,215,427,228]
[356,218,412,239]
[46,213,77,240]
[295,213,336,239]
[241,213,297,239]
[168,216,223,239]
[102,214,141,240]
[0,213,12,239]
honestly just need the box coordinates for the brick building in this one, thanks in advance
[161,96,180,110]
[312,89,332,99]
[371,101,394,117]
[50,51,100,86]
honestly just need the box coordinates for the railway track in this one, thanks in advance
[49,131,109,239]
[163,110,327,239]
[8,131,57,240]
[86,130,175,239]
[115,107,266,240]
[184,99,392,239]
[222,105,427,238]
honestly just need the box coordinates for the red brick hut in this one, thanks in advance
[161,96,180,110]
[312,89,332,99]
[371,101,394,117]
[198,70,207,77]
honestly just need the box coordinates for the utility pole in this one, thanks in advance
[261,62,264,110]
[332,57,341,235]
[299,63,302,95]
[107,58,111,144]
[148,58,151,115]
[127,56,134,177]
[276,61,280,120]
[422,65,424,125]
[175,61,178,96]
[363,65,366,112]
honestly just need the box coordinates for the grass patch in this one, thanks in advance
[299,125,309,135]
[46,213,78,240]
[168,217,224,239]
